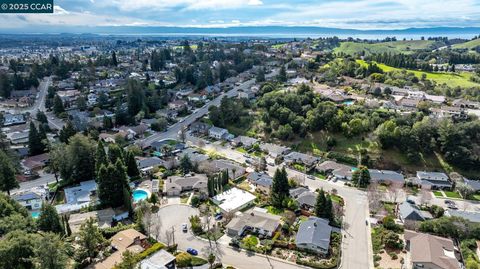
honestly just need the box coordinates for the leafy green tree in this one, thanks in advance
[270,167,289,208]
[125,151,140,178]
[37,203,63,234]
[0,230,37,269]
[352,165,370,188]
[256,68,265,83]
[34,232,69,269]
[62,134,96,184]
[36,110,48,125]
[117,250,137,269]
[75,218,106,263]
[0,150,18,196]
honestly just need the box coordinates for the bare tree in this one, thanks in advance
[388,184,402,206]
[367,183,383,215]
[419,190,432,206]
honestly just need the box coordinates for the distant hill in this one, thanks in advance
[1,26,480,39]
[453,38,480,50]
[334,40,445,55]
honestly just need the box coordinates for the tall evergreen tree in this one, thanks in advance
[34,232,68,269]
[270,167,289,208]
[37,203,63,234]
[180,154,193,175]
[256,67,266,83]
[125,151,140,178]
[107,143,124,165]
[111,51,118,67]
[315,189,327,218]
[59,121,76,143]
[98,160,129,208]
[28,122,44,156]
[52,94,65,115]
[0,150,18,195]
[95,140,107,174]
[277,66,287,83]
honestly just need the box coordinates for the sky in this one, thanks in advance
[1,0,480,30]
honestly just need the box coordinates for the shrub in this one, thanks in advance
[389,252,398,260]
[176,252,193,268]
[137,243,165,260]
[373,254,382,262]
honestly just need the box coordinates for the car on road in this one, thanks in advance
[307,175,315,180]
[181,223,188,232]
[186,248,198,256]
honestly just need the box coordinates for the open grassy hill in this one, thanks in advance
[334,40,444,55]
[453,38,480,50]
[357,59,479,88]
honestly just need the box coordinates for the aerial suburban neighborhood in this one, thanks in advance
[1,2,480,269]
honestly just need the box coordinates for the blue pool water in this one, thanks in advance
[132,189,148,202]
[31,211,40,219]
[343,100,355,106]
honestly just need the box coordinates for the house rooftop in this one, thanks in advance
[296,217,332,251]
[212,187,256,213]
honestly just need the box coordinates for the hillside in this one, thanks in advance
[334,40,444,55]
[453,38,480,50]
[357,60,480,88]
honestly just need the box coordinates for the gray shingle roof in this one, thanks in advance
[296,217,332,250]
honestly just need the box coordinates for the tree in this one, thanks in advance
[95,140,108,173]
[61,134,96,184]
[180,154,193,175]
[36,110,48,124]
[208,252,216,269]
[0,150,18,195]
[270,167,289,208]
[28,122,44,155]
[149,193,159,206]
[52,94,65,115]
[59,121,76,143]
[256,68,265,83]
[117,250,137,269]
[98,160,130,208]
[108,143,124,165]
[277,66,287,83]
[0,230,37,269]
[125,151,140,178]
[457,182,474,200]
[34,232,68,269]
[76,218,106,263]
[37,203,63,234]
[315,189,327,217]
[352,165,370,188]
[111,51,118,67]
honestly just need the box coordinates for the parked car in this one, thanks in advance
[307,175,315,180]
[186,248,198,256]
[181,223,188,233]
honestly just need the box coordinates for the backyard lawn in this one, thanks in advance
[265,206,285,215]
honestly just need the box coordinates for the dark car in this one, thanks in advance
[186,248,198,256]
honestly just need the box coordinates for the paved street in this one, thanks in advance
[11,172,55,195]
[136,69,278,148]
[186,135,373,269]
[152,204,308,269]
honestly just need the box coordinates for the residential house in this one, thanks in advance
[68,208,116,233]
[22,153,50,172]
[140,249,176,269]
[398,201,432,226]
[284,151,320,169]
[168,100,187,111]
[212,187,256,213]
[295,217,333,255]
[6,130,29,144]
[226,207,281,237]
[56,180,98,214]
[92,229,147,269]
[137,157,166,173]
[316,161,354,181]
[368,169,405,186]
[163,174,208,196]
[231,135,258,148]
[464,178,480,192]
[208,126,232,140]
[247,172,273,193]
[289,187,318,210]
[178,148,209,164]
[445,210,480,223]
[13,192,43,211]
[259,143,290,159]
[189,121,211,135]
[404,230,461,269]
[2,113,26,126]
[237,89,255,99]
[416,171,452,190]
[199,159,246,179]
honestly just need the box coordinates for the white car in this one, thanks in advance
[181,223,188,232]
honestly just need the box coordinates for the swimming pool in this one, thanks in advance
[132,189,149,202]
[31,211,40,219]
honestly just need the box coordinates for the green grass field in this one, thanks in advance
[334,40,440,55]
[433,191,444,197]
[357,59,479,88]
[453,39,480,50]
[444,191,462,199]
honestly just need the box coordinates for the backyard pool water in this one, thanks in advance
[31,211,40,219]
[132,189,149,202]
